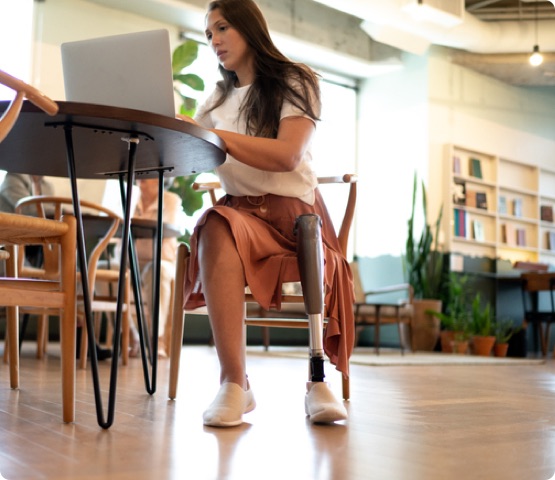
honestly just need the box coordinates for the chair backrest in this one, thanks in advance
[521,272,555,293]
[0,69,58,143]
[514,261,549,273]
[15,195,122,291]
[193,173,358,257]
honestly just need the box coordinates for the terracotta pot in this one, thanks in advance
[440,330,454,353]
[450,339,468,354]
[472,335,496,356]
[411,299,442,351]
[494,342,509,357]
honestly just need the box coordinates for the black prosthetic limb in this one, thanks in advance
[295,214,326,383]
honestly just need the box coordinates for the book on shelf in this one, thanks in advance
[453,208,467,238]
[516,228,526,247]
[547,231,555,250]
[498,195,507,215]
[501,223,516,245]
[512,198,523,217]
[472,219,485,242]
[475,191,488,210]
[453,155,461,174]
[541,204,554,222]
[469,157,483,179]
[452,179,466,206]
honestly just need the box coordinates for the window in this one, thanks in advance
[314,75,358,235]
[0,0,33,101]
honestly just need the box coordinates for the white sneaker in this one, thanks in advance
[305,382,348,423]
[203,383,256,427]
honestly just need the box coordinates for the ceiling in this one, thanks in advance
[314,0,555,86]
[458,1,555,87]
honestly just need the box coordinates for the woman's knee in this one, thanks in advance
[198,213,235,253]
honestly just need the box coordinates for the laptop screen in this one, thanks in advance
[61,29,176,117]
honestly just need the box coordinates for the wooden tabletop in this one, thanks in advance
[0,100,226,179]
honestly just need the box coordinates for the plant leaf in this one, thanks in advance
[172,40,199,74]
[173,73,205,91]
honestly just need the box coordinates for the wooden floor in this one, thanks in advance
[2,343,555,480]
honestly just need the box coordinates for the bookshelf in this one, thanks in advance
[539,168,555,262]
[444,145,555,266]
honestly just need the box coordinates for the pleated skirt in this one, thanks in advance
[183,189,354,376]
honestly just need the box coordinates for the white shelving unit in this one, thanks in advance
[444,145,555,265]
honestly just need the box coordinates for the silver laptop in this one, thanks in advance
[61,29,175,117]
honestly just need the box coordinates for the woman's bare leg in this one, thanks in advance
[198,214,248,390]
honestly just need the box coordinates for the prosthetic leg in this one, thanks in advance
[295,214,347,423]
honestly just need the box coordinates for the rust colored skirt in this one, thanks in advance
[183,189,354,376]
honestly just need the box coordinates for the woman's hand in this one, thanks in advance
[176,113,199,126]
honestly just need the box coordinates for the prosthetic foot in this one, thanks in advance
[295,214,347,423]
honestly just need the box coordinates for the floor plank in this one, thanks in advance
[2,343,555,479]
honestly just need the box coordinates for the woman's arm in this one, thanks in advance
[177,114,315,173]
[214,116,315,172]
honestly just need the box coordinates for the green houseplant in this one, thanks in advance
[168,39,208,244]
[428,273,471,353]
[403,172,445,351]
[469,292,496,356]
[493,317,520,357]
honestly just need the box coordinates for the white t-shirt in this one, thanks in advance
[194,84,318,205]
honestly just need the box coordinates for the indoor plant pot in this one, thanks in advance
[412,298,442,351]
[494,342,509,357]
[404,173,444,351]
[469,293,495,356]
[472,335,496,356]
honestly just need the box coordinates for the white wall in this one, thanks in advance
[356,52,430,258]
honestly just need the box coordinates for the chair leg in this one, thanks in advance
[3,328,9,364]
[295,214,325,382]
[6,245,19,389]
[6,306,19,389]
[36,313,49,359]
[78,314,88,370]
[544,323,552,358]
[374,306,381,355]
[341,376,350,401]
[169,244,188,400]
[60,214,77,423]
[121,275,131,366]
[19,312,30,353]
[262,326,270,351]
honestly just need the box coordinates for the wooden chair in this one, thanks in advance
[0,70,78,422]
[0,69,58,142]
[520,271,555,357]
[350,259,413,354]
[168,174,357,401]
[12,196,131,368]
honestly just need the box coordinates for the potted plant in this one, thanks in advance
[403,172,445,351]
[428,273,471,353]
[469,293,496,356]
[493,317,520,357]
[168,39,208,244]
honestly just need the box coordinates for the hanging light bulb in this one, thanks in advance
[529,3,543,67]
[529,45,544,66]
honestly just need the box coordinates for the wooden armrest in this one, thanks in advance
[363,283,411,296]
[0,70,58,115]
[317,173,358,185]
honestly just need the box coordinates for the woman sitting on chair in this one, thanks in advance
[178,0,354,427]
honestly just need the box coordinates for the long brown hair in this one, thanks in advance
[205,0,321,139]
